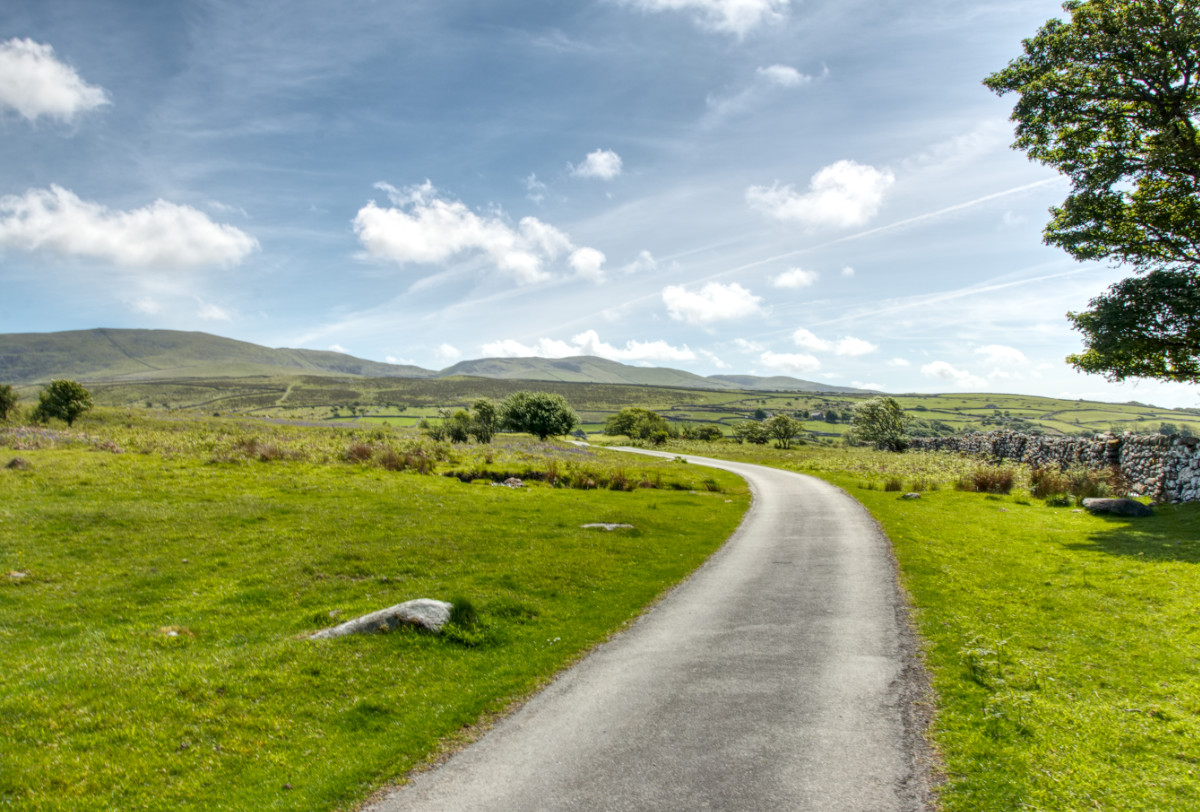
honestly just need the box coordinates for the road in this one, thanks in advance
[363,449,934,811]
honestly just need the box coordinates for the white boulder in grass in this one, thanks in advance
[309,598,453,639]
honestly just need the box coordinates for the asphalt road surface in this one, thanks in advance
[364,450,934,811]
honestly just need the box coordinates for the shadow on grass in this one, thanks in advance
[1064,503,1200,563]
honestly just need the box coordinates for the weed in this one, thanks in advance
[884,476,904,492]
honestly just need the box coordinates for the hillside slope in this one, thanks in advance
[0,329,434,384]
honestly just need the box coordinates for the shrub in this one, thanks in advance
[345,443,374,463]
[884,476,904,492]
[957,465,1016,494]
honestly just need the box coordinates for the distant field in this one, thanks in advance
[64,374,1200,440]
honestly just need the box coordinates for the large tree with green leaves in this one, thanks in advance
[498,391,579,441]
[985,0,1200,382]
[850,396,910,452]
[33,380,93,427]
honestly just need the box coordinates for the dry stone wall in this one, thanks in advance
[908,430,1200,503]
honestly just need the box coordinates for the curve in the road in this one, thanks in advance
[364,449,935,811]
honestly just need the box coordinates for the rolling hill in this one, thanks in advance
[0,329,865,393]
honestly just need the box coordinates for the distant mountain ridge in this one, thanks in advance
[0,328,868,393]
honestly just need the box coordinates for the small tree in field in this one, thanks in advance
[0,384,17,421]
[33,380,93,427]
[499,391,579,440]
[469,398,498,444]
[850,396,910,451]
[764,414,801,449]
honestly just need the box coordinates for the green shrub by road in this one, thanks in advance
[0,418,748,810]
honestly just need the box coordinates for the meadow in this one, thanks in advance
[0,412,748,810]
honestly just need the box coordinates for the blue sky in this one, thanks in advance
[1,0,1195,408]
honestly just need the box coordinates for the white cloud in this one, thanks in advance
[760,350,821,375]
[756,64,810,87]
[482,329,695,363]
[354,181,605,285]
[0,185,258,269]
[662,281,762,324]
[620,0,790,36]
[792,328,830,352]
[921,360,987,388]
[852,381,884,391]
[834,336,877,357]
[524,173,548,203]
[436,343,462,362]
[571,149,623,180]
[329,344,347,353]
[841,265,855,277]
[746,160,894,229]
[386,355,417,366]
[569,246,607,282]
[0,38,109,123]
[772,267,819,289]
[887,358,911,367]
[977,344,1027,365]
[700,349,730,368]
[198,303,233,321]
[734,338,765,352]
[622,249,658,274]
[127,296,161,314]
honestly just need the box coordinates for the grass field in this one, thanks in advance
[0,414,748,810]
[667,439,1200,811]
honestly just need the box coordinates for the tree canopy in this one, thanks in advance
[850,396,910,452]
[499,391,579,440]
[0,384,16,422]
[985,0,1200,382]
[604,407,672,444]
[33,380,93,427]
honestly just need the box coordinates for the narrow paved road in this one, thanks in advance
[365,450,933,811]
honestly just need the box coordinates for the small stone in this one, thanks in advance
[581,523,635,531]
[1081,498,1153,518]
[901,492,921,500]
[4,458,31,471]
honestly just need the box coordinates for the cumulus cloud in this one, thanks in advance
[700,349,729,369]
[0,185,258,269]
[524,173,548,204]
[760,350,821,375]
[198,303,233,322]
[756,64,810,87]
[0,38,109,123]
[569,247,607,282]
[436,343,462,362]
[791,328,875,357]
[772,267,818,289]
[887,358,911,367]
[792,328,830,352]
[354,181,608,285]
[746,160,894,229]
[922,360,987,388]
[620,0,790,36]
[834,336,877,357]
[853,381,885,390]
[622,249,658,274]
[662,282,762,324]
[841,265,855,277]
[127,296,161,315]
[734,338,765,352]
[571,149,623,180]
[482,329,695,363]
[977,344,1027,365]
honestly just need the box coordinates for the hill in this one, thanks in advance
[0,329,863,393]
[0,328,434,384]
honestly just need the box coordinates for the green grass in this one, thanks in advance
[0,416,748,810]
[665,438,1200,810]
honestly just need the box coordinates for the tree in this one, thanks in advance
[732,421,769,445]
[985,0,1200,381]
[0,384,17,421]
[850,396,910,452]
[764,414,800,449]
[499,391,579,440]
[604,407,673,443]
[469,398,498,444]
[33,380,93,427]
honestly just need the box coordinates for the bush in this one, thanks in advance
[957,465,1016,494]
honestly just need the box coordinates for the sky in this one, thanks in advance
[1,0,1196,409]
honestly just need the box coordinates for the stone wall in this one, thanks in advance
[908,430,1200,503]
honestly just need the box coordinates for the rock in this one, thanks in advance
[1081,498,1153,518]
[901,492,921,500]
[309,598,453,639]
[5,457,31,470]
[491,477,524,488]
[582,523,635,530]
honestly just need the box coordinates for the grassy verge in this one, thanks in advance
[0,416,748,810]
[665,440,1200,810]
